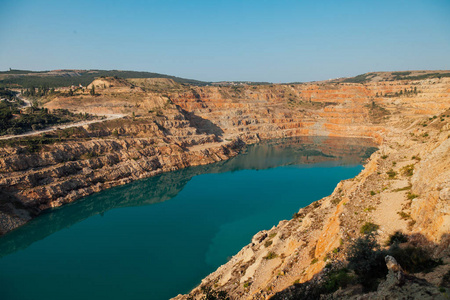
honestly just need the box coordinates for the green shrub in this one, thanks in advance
[311,201,320,208]
[407,192,419,200]
[388,244,442,273]
[321,268,354,294]
[386,169,397,179]
[264,252,278,260]
[278,267,355,299]
[364,206,376,212]
[26,140,42,153]
[386,231,408,246]
[407,219,416,229]
[441,270,450,288]
[83,152,98,159]
[188,286,230,300]
[264,240,273,248]
[397,211,411,220]
[346,233,443,292]
[360,222,380,234]
[0,98,94,136]
[331,197,341,205]
[347,233,387,291]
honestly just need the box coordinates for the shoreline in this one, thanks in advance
[175,112,450,299]
[0,134,377,236]
[0,76,449,299]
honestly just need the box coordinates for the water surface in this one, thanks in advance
[0,137,376,300]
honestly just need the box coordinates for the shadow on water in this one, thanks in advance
[0,136,377,258]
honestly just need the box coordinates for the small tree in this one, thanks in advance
[347,233,387,290]
[90,85,95,96]
[30,101,39,113]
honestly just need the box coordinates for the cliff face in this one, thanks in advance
[175,108,450,299]
[0,107,244,234]
[167,79,449,299]
[0,75,449,298]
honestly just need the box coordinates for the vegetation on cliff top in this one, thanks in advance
[272,231,444,299]
[0,69,209,88]
[0,88,96,136]
[340,71,450,83]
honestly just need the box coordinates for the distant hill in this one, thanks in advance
[2,69,450,89]
[0,69,210,88]
[331,70,450,84]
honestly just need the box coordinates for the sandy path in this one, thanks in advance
[372,179,410,241]
[1,93,126,141]
[0,114,125,141]
[17,94,32,108]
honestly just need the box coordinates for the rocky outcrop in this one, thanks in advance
[348,255,446,300]
[0,75,449,299]
[173,79,450,299]
[0,107,244,234]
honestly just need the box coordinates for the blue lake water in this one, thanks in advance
[0,137,376,300]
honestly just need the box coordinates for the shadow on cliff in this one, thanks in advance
[0,136,377,258]
[270,232,450,300]
[178,107,224,137]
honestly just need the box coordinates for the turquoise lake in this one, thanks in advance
[0,137,376,300]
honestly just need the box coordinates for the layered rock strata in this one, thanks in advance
[174,80,450,298]
[0,75,449,299]
[0,107,244,234]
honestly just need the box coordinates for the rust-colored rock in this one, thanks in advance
[1,75,449,299]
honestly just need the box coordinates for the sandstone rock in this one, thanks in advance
[1,77,449,300]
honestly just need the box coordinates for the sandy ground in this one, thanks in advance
[373,187,410,241]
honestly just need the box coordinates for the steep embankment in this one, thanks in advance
[173,78,450,299]
[175,108,450,299]
[0,74,449,298]
[0,106,243,234]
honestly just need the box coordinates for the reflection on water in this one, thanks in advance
[0,137,377,300]
[0,136,376,257]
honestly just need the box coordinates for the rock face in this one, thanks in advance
[0,74,449,299]
[356,256,446,300]
[0,107,244,234]
[166,79,450,299]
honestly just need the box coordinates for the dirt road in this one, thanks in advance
[1,94,126,140]
[0,114,125,141]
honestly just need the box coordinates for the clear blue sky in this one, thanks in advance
[1,0,449,82]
